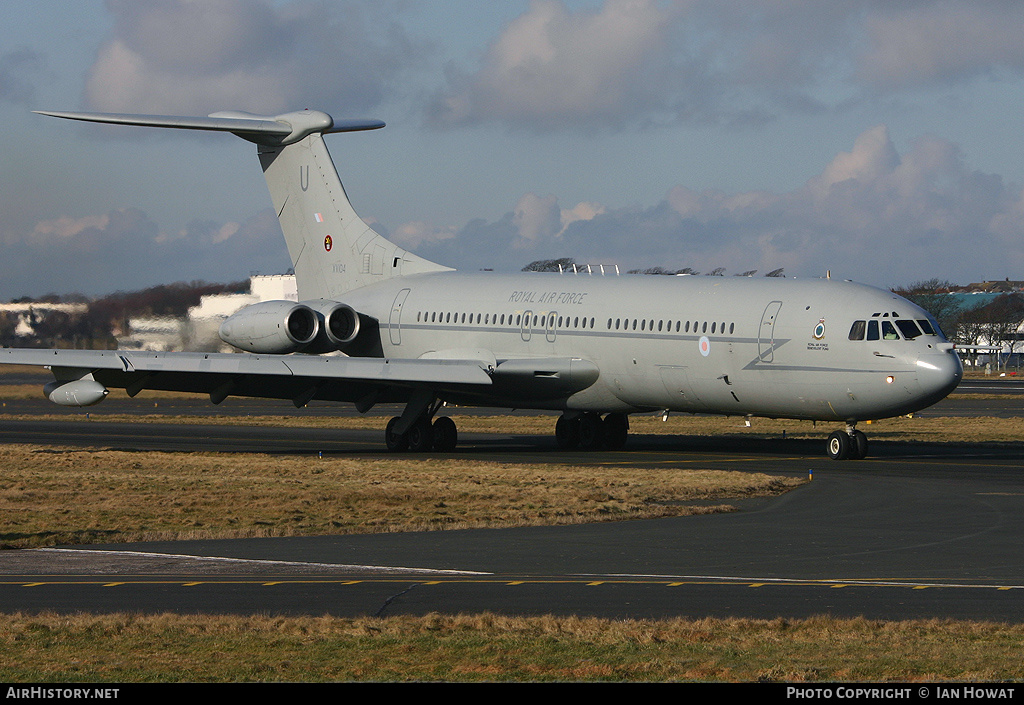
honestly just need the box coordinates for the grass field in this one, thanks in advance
[2,612,1024,682]
[0,444,801,548]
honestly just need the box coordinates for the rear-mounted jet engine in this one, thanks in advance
[218,300,319,354]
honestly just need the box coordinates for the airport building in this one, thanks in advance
[118,275,297,352]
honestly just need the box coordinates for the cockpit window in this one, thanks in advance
[867,319,880,341]
[852,316,940,342]
[896,319,923,340]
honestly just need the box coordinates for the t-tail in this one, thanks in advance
[35,108,451,300]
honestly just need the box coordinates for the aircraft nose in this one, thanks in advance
[916,350,963,404]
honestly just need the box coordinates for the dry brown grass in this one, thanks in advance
[0,612,1022,682]
[0,445,800,548]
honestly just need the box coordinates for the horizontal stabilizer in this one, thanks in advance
[34,109,384,145]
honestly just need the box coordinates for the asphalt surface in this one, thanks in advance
[1,375,1024,621]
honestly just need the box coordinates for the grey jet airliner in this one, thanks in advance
[1,109,963,459]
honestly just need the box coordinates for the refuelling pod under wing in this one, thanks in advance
[488,357,600,401]
[44,377,109,407]
[219,300,319,354]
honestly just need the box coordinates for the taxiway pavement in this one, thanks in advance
[1,412,1023,620]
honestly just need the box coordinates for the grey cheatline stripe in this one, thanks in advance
[32,548,489,576]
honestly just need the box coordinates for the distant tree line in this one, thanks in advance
[522,258,784,278]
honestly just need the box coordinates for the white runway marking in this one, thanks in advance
[32,547,490,576]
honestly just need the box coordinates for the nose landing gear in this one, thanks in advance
[826,423,868,460]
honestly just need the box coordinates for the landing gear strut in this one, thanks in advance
[826,422,868,460]
[555,412,629,451]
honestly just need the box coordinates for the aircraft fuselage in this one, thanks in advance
[343,271,962,423]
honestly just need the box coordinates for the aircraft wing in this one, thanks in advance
[0,348,493,409]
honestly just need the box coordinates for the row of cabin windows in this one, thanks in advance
[415,310,735,336]
[848,318,936,341]
[609,318,735,335]
[417,311,597,329]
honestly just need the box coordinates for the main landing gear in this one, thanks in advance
[382,397,630,453]
[385,414,458,452]
[555,412,629,451]
[826,422,869,460]
[384,393,458,452]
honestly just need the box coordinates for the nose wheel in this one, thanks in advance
[826,425,868,460]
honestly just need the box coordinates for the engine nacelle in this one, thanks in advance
[299,299,361,353]
[219,300,319,354]
[44,379,109,407]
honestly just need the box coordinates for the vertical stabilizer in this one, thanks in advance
[35,108,452,301]
[258,132,451,301]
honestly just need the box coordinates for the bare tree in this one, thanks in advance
[522,257,576,273]
[892,279,963,340]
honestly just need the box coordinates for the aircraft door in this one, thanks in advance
[546,311,558,343]
[389,288,411,345]
[758,301,782,362]
[521,310,533,342]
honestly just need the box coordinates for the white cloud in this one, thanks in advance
[428,0,690,130]
[10,125,1023,296]
[560,201,606,232]
[84,0,427,116]
[816,125,900,189]
[388,221,458,249]
[29,214,111,241]
[411,125,1024,287]
[858,2,1024,89]
[513,193,562,244]
[512,193,608,246]
[0,208,289,298]
[427,1,1024,131]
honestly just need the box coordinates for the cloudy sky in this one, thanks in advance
[6,0,1024,298]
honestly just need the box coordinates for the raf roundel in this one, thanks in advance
[324,235,333,252]
[698,336,711,357]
